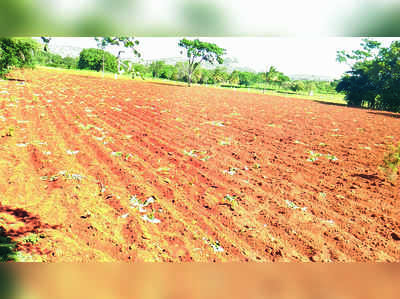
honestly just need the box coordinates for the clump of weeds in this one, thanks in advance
[379,142,400,183]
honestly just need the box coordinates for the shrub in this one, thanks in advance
[34,51,78,69]
[289,81,306,92]
[77,48,117,73]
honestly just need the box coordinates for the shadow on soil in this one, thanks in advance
[0,205,59,262]
[313,100,347,107]
[0,228,17,262]
[351,173,380,181]
[3,78,25,82]
[367,111,400,119]
[147,81,187,88]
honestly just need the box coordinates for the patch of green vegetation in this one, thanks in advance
[21,233,40,245]
[307,151,322,162]
[326,154,338,161]
[78,123,95,130]
[223,167,238,175]
[183,149,198,157]
[111,151,123,157]
[219,139,231,146]
[379,142,400,183]
[0,126,14,137]
[223,194,238,207]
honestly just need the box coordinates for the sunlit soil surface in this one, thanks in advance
[0,68,399,262]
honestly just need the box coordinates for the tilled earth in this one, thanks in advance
[0,68,399,262]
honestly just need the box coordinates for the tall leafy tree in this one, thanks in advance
[94,37,140,76]
[228,70,240,85]
[265,66,278,85]
[149,60,166,78]
[0,38,38,78]
[266,66,289,87]
[178,38,225,86]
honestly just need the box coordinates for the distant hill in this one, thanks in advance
[142,56,257,73]
[288,74,337,81]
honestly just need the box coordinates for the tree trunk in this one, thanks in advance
[187,63,192,87]
[102,51,105,77]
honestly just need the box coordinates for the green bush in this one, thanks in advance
[77,48,117,73]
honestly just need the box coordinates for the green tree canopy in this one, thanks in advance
[228,70,240,85]
[238,71,255,87]
[211,67,229,84]
[178,38,226,86]
[336,39,400,112]
[266,66,289,87]
[0,38,38,77]
[149,60,166,78]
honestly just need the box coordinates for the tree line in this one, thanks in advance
[3,37,399,112]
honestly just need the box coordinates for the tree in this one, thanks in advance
[95,37,107,75]
[77,48,117,73]
[160,64,177,80]
[0,38,38,78]
[336,39,400,112]
[94,37,141,77]
[149,60,165,78]
[238,71,253,87]
[289,81,306,92]
[132,63,148,78]
[266,66,289,88]
[175,62,188,82]
[276,73,290,87]
[63,56,78,69]
[265,66,278,85]
[178,38,225,86]
[40,37,51,52]
[211,67,229,84]
[33,50,78,70]
[228,70,240,85]
[199,68,211,84]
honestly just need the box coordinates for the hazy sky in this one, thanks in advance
[46,37,396,79]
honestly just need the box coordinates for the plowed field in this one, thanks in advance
[1,68,399,262]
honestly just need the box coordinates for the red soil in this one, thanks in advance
[0,68,399,262]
